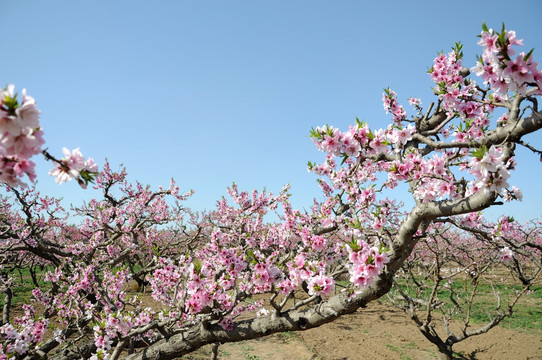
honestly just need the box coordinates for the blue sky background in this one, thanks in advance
[2,1,541,222]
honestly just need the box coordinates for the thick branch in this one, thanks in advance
[119,276,392,360]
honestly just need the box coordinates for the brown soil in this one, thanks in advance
[184,301,542,360]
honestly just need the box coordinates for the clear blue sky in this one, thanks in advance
[2,1,541,222]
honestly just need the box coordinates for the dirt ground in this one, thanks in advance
[184,301,542,360]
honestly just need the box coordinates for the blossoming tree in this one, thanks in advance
[388,216,541,358]
[0,24,541,360]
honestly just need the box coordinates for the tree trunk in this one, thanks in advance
[1,287,12,326]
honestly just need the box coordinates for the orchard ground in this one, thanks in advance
[4,267,540,359]
[119,276,540,360]
[184,301,542,360]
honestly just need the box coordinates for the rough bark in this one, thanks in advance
[1,287,12,326]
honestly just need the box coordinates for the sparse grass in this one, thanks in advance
[277,331,298,341]
[219,348,231,357]
[386,343,413,360]
[242,344,255,352]
[245,355,262,360]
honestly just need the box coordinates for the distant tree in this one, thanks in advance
[388,216,541,359]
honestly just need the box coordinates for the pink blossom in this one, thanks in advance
[49,147,98,186]
[369,129,388,153]
[408,97,421,106]
[307,274,334,296]
[387,124,415,150]
[219,317,234,331]
[311,235,327,251]
[477,31,499,53]
[499,246,513,262]
[341,131,361,157]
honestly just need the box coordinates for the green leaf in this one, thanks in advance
[347,235,359,251]
[482,22,489,33]
[309,127,321,139]
[497,26,507,48]
[349,218,360,229]
[193,258,202,273]
[453,42,464,60]
[470,145,488,159]
[79,170,98,186]
[355,117,366,128]
[2,95,19,110]
[524,48,535,61]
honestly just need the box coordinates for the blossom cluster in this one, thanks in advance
[472,24,542,96]
[347,239,389,292]
[383,88,407,124]
[0,305,49,357]
[310,121,416,162]
[467,146,512,193]
[0,84,97,188]
[311,121,466,204]
[0,85,44,186]
[308,24,542,210]
[49,147,98,188]
[0,164,195,359]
